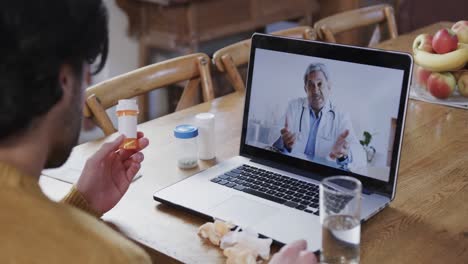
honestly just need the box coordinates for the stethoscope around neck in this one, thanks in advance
[298,105,336,132]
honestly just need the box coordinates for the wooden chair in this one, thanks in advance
[314,4,398,47]
[212,26,317,93]
[84,53,214,136]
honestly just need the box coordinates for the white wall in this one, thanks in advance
[248,48,404,167]
[80,0,140,143]
[98,0,139,81]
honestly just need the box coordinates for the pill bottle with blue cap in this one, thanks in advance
[174,125,198,169]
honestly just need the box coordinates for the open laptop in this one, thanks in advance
[154,34,413,251]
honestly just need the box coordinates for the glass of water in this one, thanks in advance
[320,176,362,264]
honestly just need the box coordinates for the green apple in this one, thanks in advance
[413,34,434,53]
[457,71,468,97]
[452,21,468,44]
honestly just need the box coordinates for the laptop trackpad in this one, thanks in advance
[210,196,277,226]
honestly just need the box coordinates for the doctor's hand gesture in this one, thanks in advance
[280,117,296,152]
[330,129,350,160]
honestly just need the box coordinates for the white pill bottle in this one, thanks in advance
[195,113,215,160]
[116,99,139,150]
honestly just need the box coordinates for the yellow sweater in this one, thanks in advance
[0,162,151,264]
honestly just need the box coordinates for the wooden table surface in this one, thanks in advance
[40,22,468,263]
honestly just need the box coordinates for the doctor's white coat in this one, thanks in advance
[275,98,367,174]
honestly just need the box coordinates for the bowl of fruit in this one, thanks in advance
[412,21,468,106]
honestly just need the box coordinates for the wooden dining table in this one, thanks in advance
[40,22,468,263]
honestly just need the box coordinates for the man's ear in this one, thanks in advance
[58,64,77,101]
[84,64,91,87]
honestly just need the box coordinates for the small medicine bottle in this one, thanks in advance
[195,113,215,160]
[174,125,198,169]
[116,99,139,150]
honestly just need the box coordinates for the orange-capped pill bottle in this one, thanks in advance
[116,99,139,150]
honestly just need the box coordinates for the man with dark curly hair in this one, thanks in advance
[0,1,151,263]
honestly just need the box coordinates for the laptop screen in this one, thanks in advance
[245,47,405,183]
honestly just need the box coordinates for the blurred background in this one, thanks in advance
[81,0,467,143]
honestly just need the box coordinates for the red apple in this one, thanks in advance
[432,28,458,54]
[452,21,468,44]
[427,72,456,99]
[457,71,468,97]
[414,65,432,88]
[413,34,434,53]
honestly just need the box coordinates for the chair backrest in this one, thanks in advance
[314,4,398,46]
[84,53,214,135]
[212,26,317,92]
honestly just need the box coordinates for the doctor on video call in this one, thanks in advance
[273,62,366,173]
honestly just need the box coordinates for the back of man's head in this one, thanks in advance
[0,0,108,141]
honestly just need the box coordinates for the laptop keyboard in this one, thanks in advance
[210,164,320,215]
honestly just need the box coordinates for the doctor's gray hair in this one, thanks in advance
[303,63,330,83]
